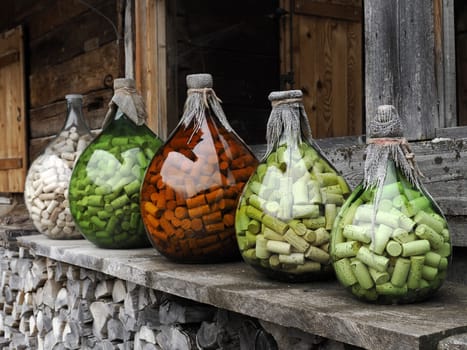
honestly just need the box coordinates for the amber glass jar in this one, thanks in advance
[141,73,258,263]
[330,105,451,303]
[24,94,93,239]
[69,79,163,248]
[235,90,350,282]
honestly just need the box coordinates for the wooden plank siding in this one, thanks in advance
[29,42,120,108]
[364,0,446,140]
[281,0,363,139]
[434,0,457,129]
[0,0,125,162]
[456,0,467,126]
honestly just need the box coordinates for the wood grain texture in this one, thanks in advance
[456,0,467,127]
[135,0,168,139]
[0,26,27,192]
[0,158,23,170]
[29,41,119,108]
[28,0,118,74]
[434,0,457,129]
[294,0,362,22]
[294,0,362,139]
[365,0,440,140]
[23,0,108,41]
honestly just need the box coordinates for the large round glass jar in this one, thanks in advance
[141,73,258,263]
[330,105,451,304]
[235,90,350,282]
[69,79,163,248]
[24,94,93,239]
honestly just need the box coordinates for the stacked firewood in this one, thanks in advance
[0,244,282,349]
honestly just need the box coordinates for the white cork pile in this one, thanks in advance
[24,127,92,239]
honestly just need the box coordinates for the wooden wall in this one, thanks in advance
[281,0,363,139]
[1,0,124,162]
[456,0,467,126]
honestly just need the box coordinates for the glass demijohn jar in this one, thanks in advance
[141,73,258,263]
[24,94,93,239]
[68,78,163,249]
[235,90,350,282]
[330,105,451,304]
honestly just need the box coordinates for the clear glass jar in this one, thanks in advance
[141,73,258,263]
[235,90,350,282]
[24,94,93,239]
[330,105,451,303]
[68,79,163,249]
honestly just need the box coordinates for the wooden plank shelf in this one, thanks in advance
[18,234,467,350]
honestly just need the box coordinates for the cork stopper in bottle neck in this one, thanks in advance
[186,74,213,89]
[369,105,403,138]
[113,78,136,90]
[268,90,303,107]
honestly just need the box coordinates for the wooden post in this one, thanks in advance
[434,0,457,129]
[365,0,448,140]
[135,0,168,139]
[124,0,134,79]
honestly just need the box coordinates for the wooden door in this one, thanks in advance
[0,26,27,192]
[281,0,363,139]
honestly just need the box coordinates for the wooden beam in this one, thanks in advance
[294,0,362,22]
[0,51,19,69]
[364,0,439,140]
[124,0,134,79]
[29,42,120,108]
[435,0,457,128]
[0,158,23,170]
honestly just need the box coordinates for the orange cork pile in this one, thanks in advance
[141,114,258,263]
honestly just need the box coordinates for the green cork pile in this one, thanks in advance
[330,165,451,304]
[235,142,350,282]
[69,116,163,249]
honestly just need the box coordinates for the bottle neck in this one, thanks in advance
[64,97,90,134]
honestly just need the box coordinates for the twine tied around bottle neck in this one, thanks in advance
[364,106,423,190]
[367,137,420,177]
[265,91,314,160]
[270,98,303,108]
[102,79,147,128]
[182,76,233,142]
[187,88,222,108]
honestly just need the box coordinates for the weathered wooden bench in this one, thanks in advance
[18,234,467,350]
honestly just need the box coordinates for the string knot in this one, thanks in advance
[187,88,222,108]
[270,98,303,108]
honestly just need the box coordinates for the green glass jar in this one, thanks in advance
[69,79,163,248]
[24,94,93,239]
[235,90,350,282]
[330,105,451,304]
